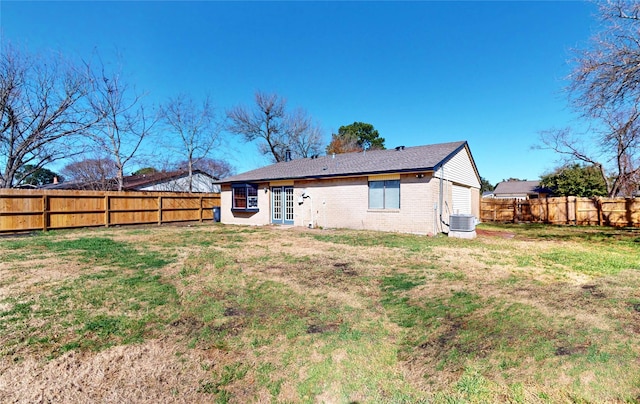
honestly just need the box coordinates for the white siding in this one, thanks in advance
[452,185,471,214]
[439,146,481,189]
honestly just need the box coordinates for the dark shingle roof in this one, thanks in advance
[221,141,469,183]
[493,180,541,196]
[122,169,217,190]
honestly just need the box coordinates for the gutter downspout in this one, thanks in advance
[439,165,448,234]
[309,195,314,228]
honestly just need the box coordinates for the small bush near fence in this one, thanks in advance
[481,196,640,227]
[0,189,221,233]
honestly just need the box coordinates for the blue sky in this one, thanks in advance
[1,1,598,185]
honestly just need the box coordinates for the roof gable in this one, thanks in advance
[221,141,473,183]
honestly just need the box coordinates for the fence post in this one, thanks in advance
[158,196,162,225]
[539,198,543,223]
[42,194,48,232]
[544,197,548,224]
[104,195,110,228]
[492,201,496,221]
[199,196,203,222]
[596,197,602,226]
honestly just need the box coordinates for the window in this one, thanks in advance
[232,184,259,211]
[369,180,400,209]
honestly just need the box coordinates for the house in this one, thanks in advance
[41,169,220,193]
[123,169,220,193]
[218,141,481,235]
[490,180,549,200]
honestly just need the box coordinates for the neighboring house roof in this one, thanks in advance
[221,141,477,183]
[493,180,546,197]
[40,170,218,191]
[122,170,218,190]
[39,180,102,190]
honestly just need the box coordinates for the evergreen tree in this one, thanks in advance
[540,164,608,197]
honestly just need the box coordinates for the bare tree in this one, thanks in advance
[61,157,118,190]
[160,95,220,192]
[226,91,324,162]
[0,42,97,188]
[87,61,154,191]
[571,1,640,115]
[173,157,235,180]
[287,108,324,158]
[540,1,640,197]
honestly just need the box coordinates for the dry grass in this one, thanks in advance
[0,340,212,403]
[1,223,639,403]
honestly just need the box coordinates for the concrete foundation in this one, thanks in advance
[448,230,477,239]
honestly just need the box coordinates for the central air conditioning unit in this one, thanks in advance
[449,214,476,232]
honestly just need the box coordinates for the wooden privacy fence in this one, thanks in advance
[0,189,221,233]
[481,196,640,227]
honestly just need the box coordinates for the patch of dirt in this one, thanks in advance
[419,320,463,351]
[333,262,358,276]
[169,316,206,337]
[223,306,243,317]
[306,322,340,334]
[555,344,589,356]
[581,284,606,298]
[476,229,516,239]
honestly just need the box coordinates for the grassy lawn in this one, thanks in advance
[1,223,639,403]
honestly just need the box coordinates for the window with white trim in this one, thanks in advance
[368,180,400,209]
[232,183,259,211]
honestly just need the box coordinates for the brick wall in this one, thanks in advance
[292,174,440,235]
[220,183,271,226]
[220,174,475,235]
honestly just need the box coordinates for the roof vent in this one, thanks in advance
[284,149,292,162]
[395,146,405,151]
[449,214,476,232]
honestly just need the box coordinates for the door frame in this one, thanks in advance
[271,186,294,225]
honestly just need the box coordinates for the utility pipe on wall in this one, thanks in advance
[299,191,313,228]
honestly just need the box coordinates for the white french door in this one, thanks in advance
[271,186,294,224]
